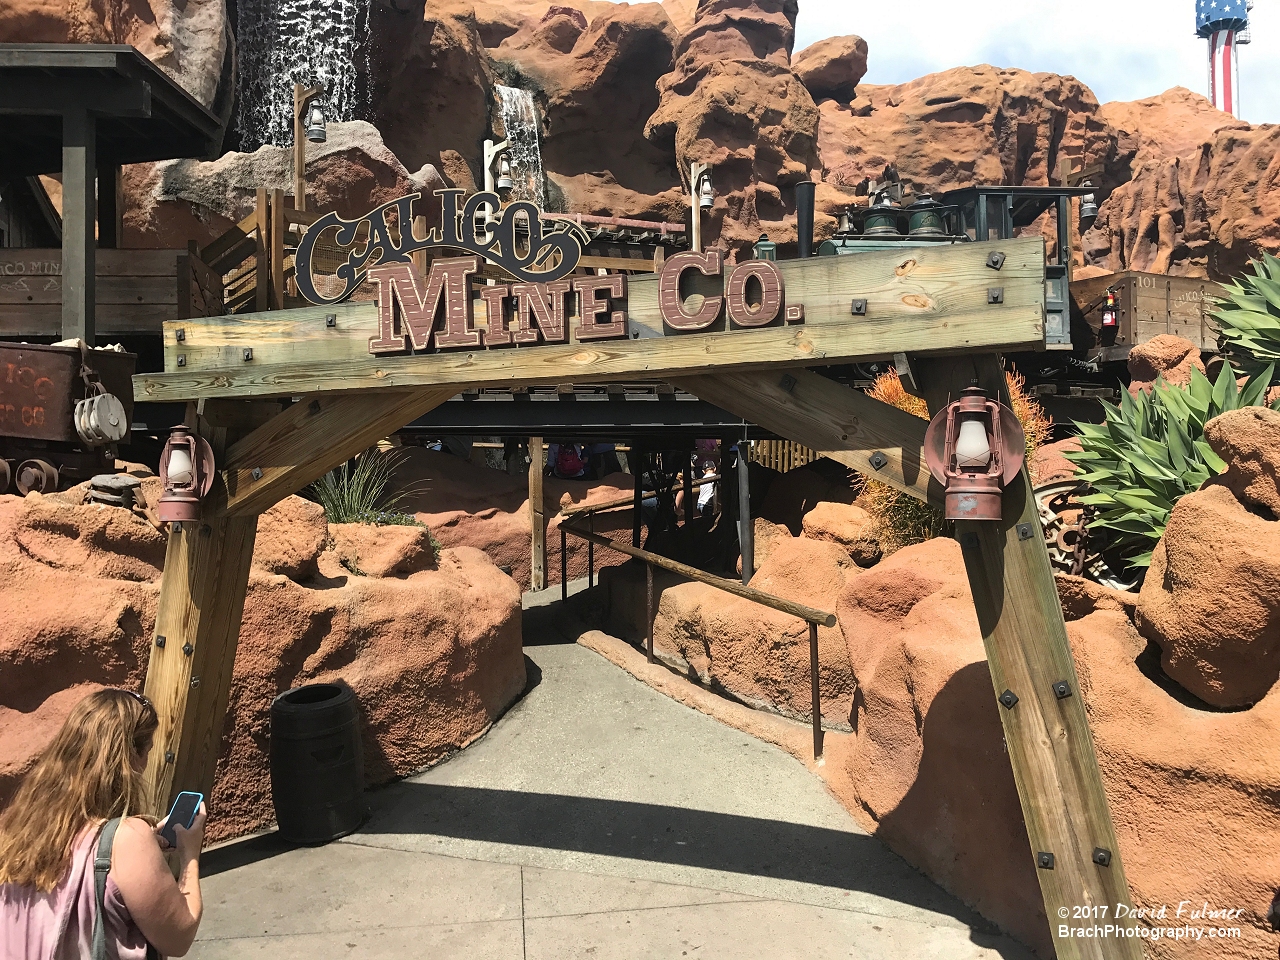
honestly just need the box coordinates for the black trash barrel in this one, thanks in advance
[270,683,367,843]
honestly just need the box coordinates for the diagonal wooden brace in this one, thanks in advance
[676,369,939,508]
[217,387,457,517]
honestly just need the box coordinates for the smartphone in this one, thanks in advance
[159,791,204,848]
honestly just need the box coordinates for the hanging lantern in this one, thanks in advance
[862,198,900,236]
[496,157,515,192]
[753,233,777,261]
[698,175,714,210]
[1101,290,1117,328]
[1080,189,1098,226]
[923,385,1026,521]
[157,425,216,522]
[304,100,327,143]
[905,194,948,237]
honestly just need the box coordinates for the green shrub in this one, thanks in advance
[307,447,424,527]
[1214,253,1280,377]
[1066,364,1278,567]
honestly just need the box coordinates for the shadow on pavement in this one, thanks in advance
[360,781,1013,946]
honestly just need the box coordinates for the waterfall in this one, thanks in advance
[494,85,546,208]
[233,0,370,150]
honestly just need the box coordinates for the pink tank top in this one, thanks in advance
[0,822,150,960]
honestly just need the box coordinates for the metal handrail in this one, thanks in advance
[559,518,833,760]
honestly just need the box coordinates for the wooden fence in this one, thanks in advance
[750,439,818,473]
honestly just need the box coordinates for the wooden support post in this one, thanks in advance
[141,510,259,814]
[61,108,95,344]
[270,188,285,311]
[96,162,122,249]
[293,84,307,214]
[254,188,268,312]
[140,404,270,814]
[737,443,753,584]
[529,436,546,591]
[915,354,1141,960]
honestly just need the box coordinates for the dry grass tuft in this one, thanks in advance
[857,367,1052,555]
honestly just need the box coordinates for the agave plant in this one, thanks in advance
[1214,253,1280,377]
[1065,363,1278,567]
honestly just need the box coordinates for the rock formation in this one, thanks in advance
[492,3,685,220]
[0,483,525,842]
[644,0,822,253]
[124,121,446,250]
[1126,333,1207,394]
[791,35,867,104]
[1082,121,1280,280]
[1136,407,1280,709]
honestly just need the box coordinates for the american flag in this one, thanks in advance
[1196,0,1250,116]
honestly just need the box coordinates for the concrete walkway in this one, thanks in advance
[192,596,1034,960]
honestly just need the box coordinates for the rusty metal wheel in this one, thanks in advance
[15,459,58,495]
[0,459,10,495]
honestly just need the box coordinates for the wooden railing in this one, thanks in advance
[750,439,818,474]
[559,493,834,761]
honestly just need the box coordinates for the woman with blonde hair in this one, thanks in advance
[0,688,206,958]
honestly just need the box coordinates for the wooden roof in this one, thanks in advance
[0,44,223,177]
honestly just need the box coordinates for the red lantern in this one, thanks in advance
[923,385,1026,521]
[157,425,216,522]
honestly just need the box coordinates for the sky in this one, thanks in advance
[792,0,1279,125]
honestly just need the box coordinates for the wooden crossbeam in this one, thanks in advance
[137,237,1047,403]
[217,387,457,517]
[915,355,1141,960]
[677,369,938,507]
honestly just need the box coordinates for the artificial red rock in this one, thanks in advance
[1099,86,1249,174]
[1137,481,1280,708]
[253,497,329,581]
[1029,436,1082,485]
[1083,121,1280,279]
[820,66,1130,200]
[1203,407,1280,515]
[756,459,859,535]
[368,5,495,178]
[123,122,447,250]
[1126,334,1206,394]
[495,2,685,223]
[329,522,439,579]
[0,0,231,111]
[644,0,821,254]
[0,489,525,843]
[649,536,857,725]
[791,35,868,104]
[800,500,881,567]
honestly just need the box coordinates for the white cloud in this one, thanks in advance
[793,0,1279,125]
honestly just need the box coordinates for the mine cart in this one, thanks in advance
[1069,270,1220,365]
[0,341,136,493]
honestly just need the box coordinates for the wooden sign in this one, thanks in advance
[364,249,801,356]
[139,236,1048,403]
[294,189,589,305]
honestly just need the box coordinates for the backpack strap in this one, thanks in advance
[91,818,121,960]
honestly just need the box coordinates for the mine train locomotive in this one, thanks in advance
[819,176,1100,391]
